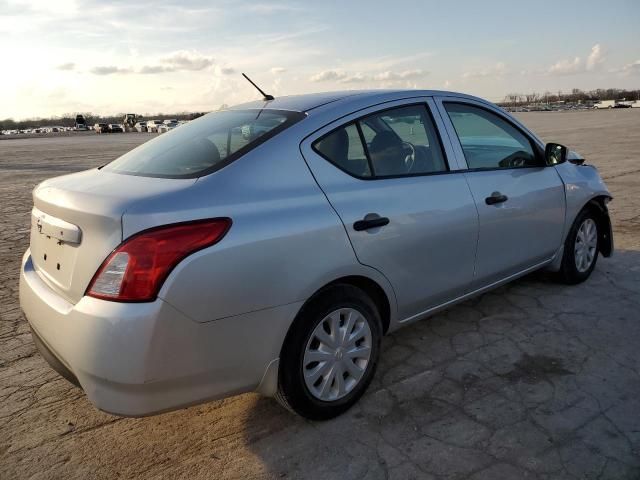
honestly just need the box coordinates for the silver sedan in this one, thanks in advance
[20,90,613,420]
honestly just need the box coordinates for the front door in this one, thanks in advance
[301,99,479,321]
[436,98,565,287]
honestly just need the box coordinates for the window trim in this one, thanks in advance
[311,102,451,181]
[442,101,546,172]
[104,109,306,179]
[355,121,375,177]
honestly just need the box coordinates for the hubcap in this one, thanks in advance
[303,308,373,402]
[574,218,597,273]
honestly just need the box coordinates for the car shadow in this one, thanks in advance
[233,249,640,479]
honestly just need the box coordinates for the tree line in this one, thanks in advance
[500,88,640,107]
[0,112,206,131]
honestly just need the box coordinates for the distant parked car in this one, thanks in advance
[146,119,164,133]
[157,123,177,134]
[21,90,614,420]
[108,124,124,133]
[593,100,615,109]
[94,123,108,134]
[134,122,147,133]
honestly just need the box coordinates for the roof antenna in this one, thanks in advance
[242,73,274,101]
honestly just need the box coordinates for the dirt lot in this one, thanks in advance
[1,110,639,480]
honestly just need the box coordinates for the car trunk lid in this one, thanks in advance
[30,169,197,304]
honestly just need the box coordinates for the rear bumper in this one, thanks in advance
[30,325,80,388]
[19,250,301,416]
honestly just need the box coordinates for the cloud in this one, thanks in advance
[548,57,582,75]
[462,62,509,78]
[139,65,175,74]
[214,65,235,75]
[89,50,217,76]
[341,73,369,83]
[547,44,606,75]
[90,66,133,75]
[373,69,426,81]
[56,62,75,71]
[622,60,640,74]
[586,44,605,71]
[310,70,347,82]
[160,51,214,71]
[270,67,286,74]
[311,68,429,84]
[243,4,300,14]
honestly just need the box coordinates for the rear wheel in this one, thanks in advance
[276,284,381,420]
[558,209,599,284]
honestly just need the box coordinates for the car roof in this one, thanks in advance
[229,89,492,115]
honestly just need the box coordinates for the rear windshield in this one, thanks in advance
[103,109,303,178]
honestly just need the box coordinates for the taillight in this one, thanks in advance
[87,218,231,302]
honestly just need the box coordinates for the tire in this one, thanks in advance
[276,284,382,420]
[558,208,599,284]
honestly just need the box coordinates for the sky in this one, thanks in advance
[1,0,639,120]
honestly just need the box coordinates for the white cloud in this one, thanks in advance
[341,73,369,83]
[373,69,426,81]
[270,67,286,74]
[548,57,582,75]
[90,66,133,75]
[160,51,214,71]
[462,62,509,78]
[310,70,347,82]
[243,3,300,14]
[214,65,236,75]
[310,68,428,84]
[88,50,217,76]
[547,44,606,75]
[622,59,640,74]
[56,62,75,71]
[139,65,174,74]
[586,44,605,71]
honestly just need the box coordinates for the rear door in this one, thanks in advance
[435,97,565,288]
[301,98,479,321]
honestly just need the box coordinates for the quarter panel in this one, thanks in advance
[122,135,397,323]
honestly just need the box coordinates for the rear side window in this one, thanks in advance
[313,104,447,179]
[103,109,303,178]
[314,123,371,177]
[443,103,539,169]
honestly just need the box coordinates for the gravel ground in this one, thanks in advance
[1,110,639,480]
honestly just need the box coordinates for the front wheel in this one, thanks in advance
[558,209,599,284]
[276,284,382,420]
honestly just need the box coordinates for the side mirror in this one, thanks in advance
[545,143,567,166]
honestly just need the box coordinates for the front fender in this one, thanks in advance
[554,161,613,257]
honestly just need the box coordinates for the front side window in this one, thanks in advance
[444,103,539,169]
[104,109,303,178]
[313,104,447,178]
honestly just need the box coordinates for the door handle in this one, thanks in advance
[353,214,389,231]
[485,192,508,205]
